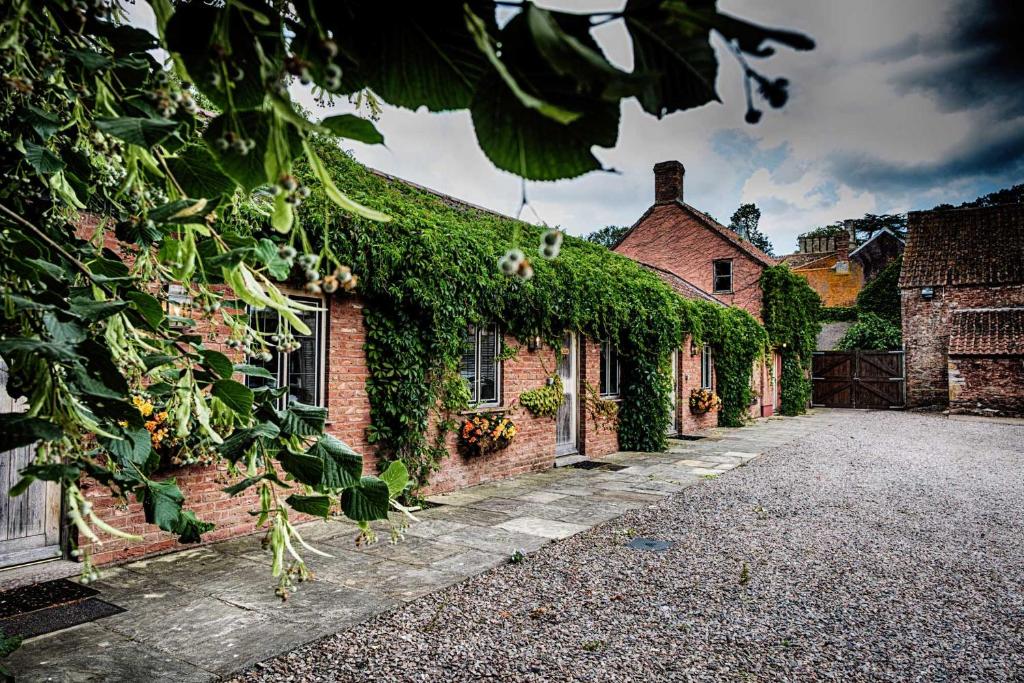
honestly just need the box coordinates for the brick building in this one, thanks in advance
[900,204,1024,415]
[615,160,781,418]
[43,182,648,566]
[780,227,904,308]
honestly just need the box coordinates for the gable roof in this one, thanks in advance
[638,262,725,306]
[948,308,1024,355]
[899,204,1024,288]
[848,227,905,260]
[614,200,777,267]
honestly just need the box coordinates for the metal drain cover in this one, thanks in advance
[627,538,674,552]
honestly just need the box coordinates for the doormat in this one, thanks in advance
[568,460,628,472]
[0,579,97,619]
[673,434,706,441]
[0,598,124,640]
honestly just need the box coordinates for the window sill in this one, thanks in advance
[599,394,622,402]
[713,290,734,295]
[461,404,506,415]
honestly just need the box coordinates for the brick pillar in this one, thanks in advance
[653,160,685,204]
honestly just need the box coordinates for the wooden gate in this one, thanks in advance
[812,351,905,409]
[1,361,63,568]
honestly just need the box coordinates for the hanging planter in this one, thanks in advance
[689,387,722,415]
[457,413,517,457]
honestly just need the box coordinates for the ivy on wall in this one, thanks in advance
[288,143,778,489]
[761,265,823,416]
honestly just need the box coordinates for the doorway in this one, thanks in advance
[1,360,62,569]
[668,350,679,435]
[555,332,578,456]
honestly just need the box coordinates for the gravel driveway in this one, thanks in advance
[234,411,1024,682]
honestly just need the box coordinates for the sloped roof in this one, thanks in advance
[614,200,777,267]
[848,227,905,259]
[948,308,1024,355]
[899,204,1024,288]
[779,252,825,268]
[638,263,725,306]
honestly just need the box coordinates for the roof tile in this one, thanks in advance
[948,308,1024,355]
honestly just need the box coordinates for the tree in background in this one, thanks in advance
[584,225,629,248]
[856,256,902,324]
[728,203,775,256]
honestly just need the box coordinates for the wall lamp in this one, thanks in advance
[527,335,542,351]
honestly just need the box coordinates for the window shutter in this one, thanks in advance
[478,324,499,404]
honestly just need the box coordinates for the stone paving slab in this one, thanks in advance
[6,410,832,681]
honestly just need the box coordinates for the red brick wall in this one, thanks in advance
[948,356,1024,416]
[579,338,620,455]
[615,204,767,320]
[902,283,1024,408]
[676,341,719,433]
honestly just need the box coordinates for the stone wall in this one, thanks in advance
[792,254,864,308]
[902,283,1024,408]
[948,356,1024,416]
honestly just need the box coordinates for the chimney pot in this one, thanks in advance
[653,160,685,204]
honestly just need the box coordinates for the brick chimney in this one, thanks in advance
[653,160,685,204]
[835,231,850,261]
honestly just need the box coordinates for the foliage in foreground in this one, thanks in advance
[0,0,814,603]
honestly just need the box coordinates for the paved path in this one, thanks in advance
[227,410,1024,682]
[5,412,831,681]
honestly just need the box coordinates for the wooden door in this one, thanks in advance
[554,333,578,456]
[1,361,62,568]
[812,351,905,409]
[812,352,855,408]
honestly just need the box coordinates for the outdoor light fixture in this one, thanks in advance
[921,287,935,300]
[527,335,542,351]
[166,283,193,326]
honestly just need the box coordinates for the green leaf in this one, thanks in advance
[464,6,580,125]
[24,141,65,174]
[211,379,254,418]
[141,478,185,530]
[95,116,179,147]
[624,8,719,117]
[25,105,61,140]
[380,459,410,498]
[340,476,390,522]
[470,71,619,180]
[69,297,128,321]
[173,510,215,543]
[280,401,326,437]
[0,338,79,363]
[0,414,63,452]
[218,422,280,461]
[309,435,363,490]
[254,238,292,279]
[271,193,294,234]
[101,428,154,471]
[301,141,390,222]
[125,291,166,329]
[320,115,384,145]
[285,494,331,518]
[165,144,237,198]
[233,364,275,380]
[199,349,234,379]
[278,450,324,486]
[149,198,211,224]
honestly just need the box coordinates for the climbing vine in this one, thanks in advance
[519,376,564,418]
[293,144,777,477]
[760,265,822,416]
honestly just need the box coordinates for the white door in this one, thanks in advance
[555,333,578,456]
[0,360,62,568]
[668,350,679,435]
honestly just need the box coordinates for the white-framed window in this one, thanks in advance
[701,344,713,390]
[245,296,326,408]
[460,323,501,406]
[713,259,733,293]
[599,339,621,398]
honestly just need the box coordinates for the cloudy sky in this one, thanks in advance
[133,1,1022,254]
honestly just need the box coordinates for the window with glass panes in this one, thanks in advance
[599,339,621,397]
[460,323,501,405]
[701,344,713,389]
[713,259,733,293]
[245,297,326,408]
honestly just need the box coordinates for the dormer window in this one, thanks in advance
[713,260,733,293]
